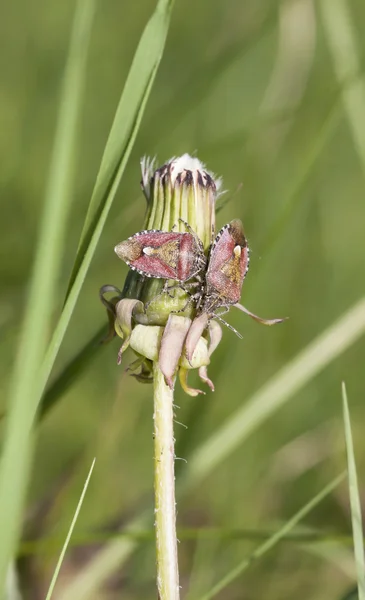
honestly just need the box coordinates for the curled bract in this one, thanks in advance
[111,299,221,396]
[114,298,145,362]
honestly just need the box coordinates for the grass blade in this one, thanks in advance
[321,0,365,176]
[66,0,175,297]
[36,0,175,408]
[19,528,358,557]
[45,458,96,600]
[56,513,147,600]
[0,0,96,589]
[342,382,365,600]
[198,473,346,600]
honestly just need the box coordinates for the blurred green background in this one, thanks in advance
[1,0,365,598]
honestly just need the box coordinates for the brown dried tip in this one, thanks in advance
[198,366,215,392]
[179,368,206,397]
[234,303,288,326]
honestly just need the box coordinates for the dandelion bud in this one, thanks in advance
[101,155,223,394]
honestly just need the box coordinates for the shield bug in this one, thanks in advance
[185,219,285,357]
[114,222,206,284]
[200,219,285,327]
[200,219,249,315]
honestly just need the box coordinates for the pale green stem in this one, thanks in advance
[153,363,180,600]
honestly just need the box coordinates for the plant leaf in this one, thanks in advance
[198,473,346,600]
[45,459,95,600]
[66,0,175,298]
[342,382,365,600]
[0,0,96,588]
[320,0,365,177]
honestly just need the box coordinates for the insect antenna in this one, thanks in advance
[213,314,243,339]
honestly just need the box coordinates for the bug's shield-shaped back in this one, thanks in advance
[115,230,205,282]
[204,219,249,309]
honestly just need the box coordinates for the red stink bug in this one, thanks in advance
[185,220,285,356]
[201,219,284,328]
[197,219,249,320]
[114,222,206,283]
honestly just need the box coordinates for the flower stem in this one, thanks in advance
[153,362,180,600]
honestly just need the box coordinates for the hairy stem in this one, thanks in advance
[153,363,180,600]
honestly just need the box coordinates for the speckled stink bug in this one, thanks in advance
[114,221,206,283]
[185,219,284,353]
[199,219,249,315]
